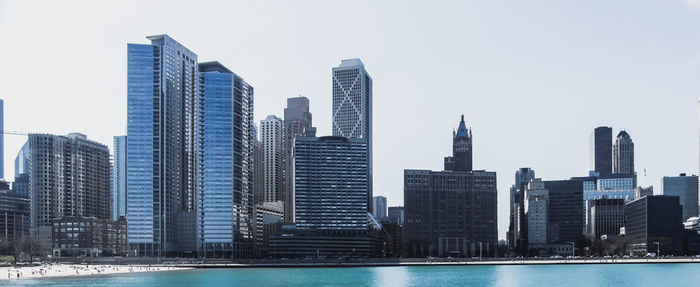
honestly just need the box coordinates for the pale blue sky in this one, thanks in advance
[1,0,699,239]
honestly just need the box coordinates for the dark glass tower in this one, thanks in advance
[591,126,612,174]
[444,115,473,172]
[613,130,634,174]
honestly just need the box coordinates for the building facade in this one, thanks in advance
[126,34,198,256]
[0,192,30,245]
[261,115,284,203]
[661,174,699,221]
[388,206,404,225]
[612,131,634,174]
[292,136,369,233]
[509,167,535,251]
[625,195,683,255]
[588,198,625,239]
[332,59,373,212]
[51,217,127,257]
[195,62,255,258]
[524,179,548,252]
[591,126,612,174]
[111,136,127,221]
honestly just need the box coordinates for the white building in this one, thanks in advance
[261,115,284,203]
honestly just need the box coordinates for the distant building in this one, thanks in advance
[388,206,404,225]
[524,179,548,253]
[111,136,127,221]
[261,115,284,203]
[373,196,387,221]
[443,115,472,172]
[509,167,535,252]
[12,142,30,197]
[332,59,373,212]
[612,131,634,175]
[635,186,653,198]
[625,195,683,255]
[0,99,4,179]
[574,172,636,236]
[661,174,699,221]
[591,126,612,174]
[283,96,313,222]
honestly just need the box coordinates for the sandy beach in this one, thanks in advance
[0,263,191,280]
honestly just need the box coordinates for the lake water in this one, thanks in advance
[5,264,700,286]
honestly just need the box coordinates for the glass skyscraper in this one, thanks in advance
[127,34,198,256]
[195,61,255,258]
[332,59,373,212]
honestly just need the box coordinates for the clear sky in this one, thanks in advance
[1,0,699,240]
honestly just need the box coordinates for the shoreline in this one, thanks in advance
[1,257,698,280]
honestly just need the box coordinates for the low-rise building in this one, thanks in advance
[51,217,126,257]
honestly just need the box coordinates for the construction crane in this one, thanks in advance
[0,130,29,136]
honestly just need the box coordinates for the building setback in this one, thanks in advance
[404,169,498,257]
[625,195,683,255]
[126,34,198,256]
[332,59,373,212]
[661,174,699,222]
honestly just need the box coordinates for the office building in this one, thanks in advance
[261,115,284,203]
[195,62,255,258]
[51,217,127,257]
[388,206,404,225]
[661,174,699,221]
[283,96,313,221]
[111,136,127,221]
[293,136,369,232]
[373,196,387,221]
[524,179,548,252]
[612,131,634,174]
[126,34,198,256]
[546,180,584,245]
[0,192,30,245]
[625,195,683,255]
[588,198,625,239]
[332,59,373,212]
[443,115,472,172]
[591,126,612,174]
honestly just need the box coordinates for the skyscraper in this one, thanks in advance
[283,96,312,221]
[195,62,255,258]
[509,167,535,250]
[126,34,198,256]
[0,98,4,179]
[261,115,284,203]
[332,59,372,211]
[661,173,699,221]
[28,133,110,252]
[12,142,30,197]
[111,136,127,221]
[613,130,634,174]
[372,196,387,220]
[591,126,612,174]
[444,115,473,172]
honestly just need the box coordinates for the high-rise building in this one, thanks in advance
[545,180,584,245]
[293,136,369,232]
[283,96,312,221]
[591,126,612,174]
[612,131,634,174]
[372,196,387,221]
[661,174,699,221]
[126,34,198,256]
[388,206,404,225]
[332,59,372,212]
[261,115,283,203]
[111,136,127,221]
[12,142,30,197]
[443,115,472,172]
[195,62,255,258]
[404,115,497,258]
[27,133,110,253]
[509,167,535,251]
[524,179,548,252]
[625,195,683,255]
[0,98,4,179]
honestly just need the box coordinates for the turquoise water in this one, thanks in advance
[4,264,700,286]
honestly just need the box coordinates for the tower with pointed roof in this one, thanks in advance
[444,115,473,172]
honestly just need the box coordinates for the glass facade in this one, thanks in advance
[126,35,198,256]
[111,136,127,221]
[195,62,254,258]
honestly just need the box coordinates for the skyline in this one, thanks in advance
[2,1,700,240]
